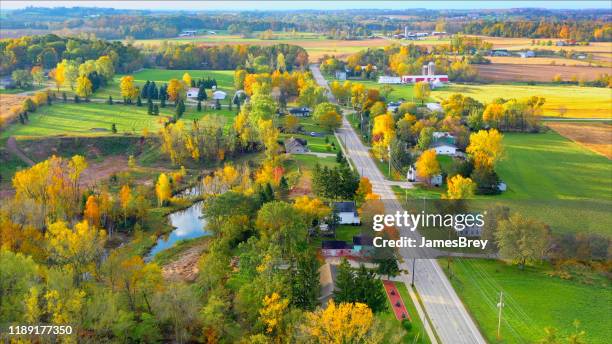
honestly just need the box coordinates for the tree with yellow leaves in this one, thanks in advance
[259,292,289,337]
[156,173,172,206]
[371,113,395,160]
[482,103,504,128]
[283,114,299,133]
[416,149,440,185]
[120,75,137,103]
[466,129,504,170]
[444,174,475,199]
[414,81,431,105]
[46,220,107,283]
[83,195,100,227]
[119,185,132,223]
[168,79,187,103]
[75,74,92,99]
[355,177,373,204]
[293,196,331,227]
[182,72,192,87]
[302,300,376,344]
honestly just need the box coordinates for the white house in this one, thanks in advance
[432,142,457,156]
[433,131,454,140]
[519,50,536,58]
[186,87,199,99]
[212,90,227,100]
[333,202,360,225]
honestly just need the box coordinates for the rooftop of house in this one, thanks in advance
[431,140,457,148]
[322,240,353,249]
[284,137,307,151]
[353,235,373,246]
[289,107,311,114]
[333,201,357,213]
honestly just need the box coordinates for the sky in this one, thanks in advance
[1,1,611,11]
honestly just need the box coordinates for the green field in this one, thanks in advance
[1,102,235,138]
[492,132,612,235]
[89,69,235,100]
[443,258,611,344]
[432,84,612,118]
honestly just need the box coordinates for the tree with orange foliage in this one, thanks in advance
[119,185,132,223]
[83,195,100,227]
[355,177,373,204]
[293,196,331,227]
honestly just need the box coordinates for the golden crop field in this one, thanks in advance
[433,84,612,118]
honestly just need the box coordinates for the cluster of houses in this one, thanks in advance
[489,49,536,58]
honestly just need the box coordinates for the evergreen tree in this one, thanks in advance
[136,95,142,107]
[291,253,320,311]
[336,151,346,164]
[215,99,221,110]
[141,80,150,99]
[354,265,386,312]
[278,176,289,200]
[175,99,185,119]
[18,113,25,124]
[228,98,232,111]
[197,100,202,112]
[150,81,158,99]
[111,123,117,133]
[153,104,159,115]
[147,98,153,115]
[62,92,67,102]
[74,95,80,103]
[107,95,113,105]
[160,97,166,108]
[47,94,52,106]
[333,258,355,302]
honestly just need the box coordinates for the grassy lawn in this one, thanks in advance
[492,132,612,235]
[0,85,44,94]
[287,154,338,171]
[1,102,236,139]
[442,258,611,344]
[432,84,612,118]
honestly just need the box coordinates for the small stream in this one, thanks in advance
[146,185,209,259]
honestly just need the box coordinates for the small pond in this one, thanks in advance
[146,199,209,259]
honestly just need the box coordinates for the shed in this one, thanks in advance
[289,107,311,117]
[186,87,199,99]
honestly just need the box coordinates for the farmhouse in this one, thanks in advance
[289,107,311,117]
[333,201,361,225]
[432,141,457,155]
[284,137,308,154]
[186,87,199,99]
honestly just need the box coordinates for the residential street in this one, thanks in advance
[311,64,487,344]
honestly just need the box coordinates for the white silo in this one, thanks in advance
[422,64,428,75]
[427,61,435,75]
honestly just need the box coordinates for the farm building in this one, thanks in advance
[186,87,199,99]
[212,90,227,100]
[284,137,308,154]
[179,30,197,37]
[333,202,361,225]
[401,62,448,84]
[426,103,443,112]
[289,107,311,117]
[490,49,510,56]
[378,76,402,84]
[519,51,536,58]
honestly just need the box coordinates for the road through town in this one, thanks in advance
[311,65,487,344]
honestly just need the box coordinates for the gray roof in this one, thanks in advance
[333,201,357,213]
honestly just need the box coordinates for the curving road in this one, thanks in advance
[311,64,487,344]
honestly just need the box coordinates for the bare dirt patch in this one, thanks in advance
[289,171,313,197]
[161,244,207,282]
[547,122,612,159]
[476,64,609,82]
[80,155,130,188]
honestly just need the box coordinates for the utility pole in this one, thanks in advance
[411,258,416,286]
[388,145,391,176]
[497,291,504,340]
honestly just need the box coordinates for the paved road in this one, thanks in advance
[311,65,486,344]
